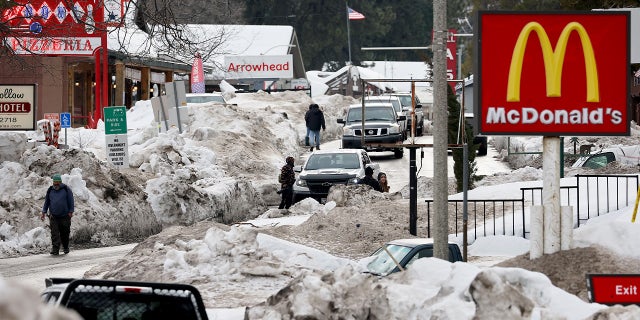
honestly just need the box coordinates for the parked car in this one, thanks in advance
[41,278,209,320]
[292,149,380,203]
[363,95,407,139]
[388,92,425,136]
[338,103,406,159]
[571,145,640,169]
[364,238,463,276]
[185,92,227,105]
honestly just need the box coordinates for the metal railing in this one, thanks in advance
[424,174,638,239]
[575,174,639,226]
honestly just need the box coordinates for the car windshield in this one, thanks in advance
[346,107,395,122]
[394,95,412,108]
[366,244,412,275]
[305,153,361,170]
[365,98,401,113]
[186,95,225,104]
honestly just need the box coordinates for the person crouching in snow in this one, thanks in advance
[378,172,390,192]
[278,156,296,209]
[359,167,381,192]
[41,174,74,255]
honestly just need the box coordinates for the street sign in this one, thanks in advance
[60,112,71,128]
[44,113,59,122]
[104,106,127,135]
[588,274,640,305]
[0,84,36,131]
[105,134,129,168]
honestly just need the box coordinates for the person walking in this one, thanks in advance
[278,156,296,209]
[378,172,390,192]
[41,174,74,255]
[304,104,313,146]
[305,104,325,152]
[359,167,381,192]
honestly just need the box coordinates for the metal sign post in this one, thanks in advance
[60,112,71,147]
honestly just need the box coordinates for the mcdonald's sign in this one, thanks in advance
[476,12,630,136]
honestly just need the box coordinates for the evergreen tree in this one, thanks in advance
[447,85,478,192]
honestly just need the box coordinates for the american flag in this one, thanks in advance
[348,7,365,20]
[635,69,640,79]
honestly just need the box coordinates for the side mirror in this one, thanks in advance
[337,118,345,124]
[415,104,423,109]
[293,165,302,173]
[397,115,406,121]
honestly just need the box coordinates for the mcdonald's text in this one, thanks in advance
[486,107,622,126]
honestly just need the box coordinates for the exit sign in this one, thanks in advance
[104,106,127,135]
[587,274,640,305]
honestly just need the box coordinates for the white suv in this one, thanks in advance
[388,92,425,136]
[292,149,380,203]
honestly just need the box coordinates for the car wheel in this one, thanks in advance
[417,122,424,136]
[394,149,404,159]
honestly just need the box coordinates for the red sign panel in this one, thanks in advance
[476,12,630,136]
[588,274,640,305]
[2,0,106,55]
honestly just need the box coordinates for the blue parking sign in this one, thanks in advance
[60,112,71,128]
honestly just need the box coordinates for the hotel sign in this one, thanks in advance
[0,84,36,131]
[475,12,630,136]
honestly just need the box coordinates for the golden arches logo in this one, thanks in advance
[507,21,599,103]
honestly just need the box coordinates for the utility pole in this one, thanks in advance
[432,0,449,260]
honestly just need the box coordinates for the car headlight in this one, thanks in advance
[388,125,400,134]
[296,179,308,187]
[347,177,359,185]
[343,127,355,136]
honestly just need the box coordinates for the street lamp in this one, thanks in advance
[260,44,296,55]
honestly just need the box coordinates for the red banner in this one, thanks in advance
[191,53,205,93]
[447,29,457,90]
[476,12,630,136]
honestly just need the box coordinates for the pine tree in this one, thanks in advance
[447,85,477,192]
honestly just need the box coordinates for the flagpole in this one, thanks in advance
[346,2,352,65]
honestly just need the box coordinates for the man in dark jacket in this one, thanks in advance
[359,167,381,192]
[304,104,326,152]
[41,174,74,255]
[278,156,296,209]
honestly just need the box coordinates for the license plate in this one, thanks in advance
[320,198,327,204]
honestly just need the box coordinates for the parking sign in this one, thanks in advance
[60,112,71,128]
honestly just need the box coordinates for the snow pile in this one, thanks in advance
[246,258,607,320]
[87,222,353,308]
[0,91,355,257]
[0,277,82,320]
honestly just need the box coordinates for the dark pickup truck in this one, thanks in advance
[365,238,463,276]
[41,278,209,320]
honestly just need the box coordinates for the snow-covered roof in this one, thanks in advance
[106,6,300,78]
[361,61,432,91]
[108,24,295,67]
